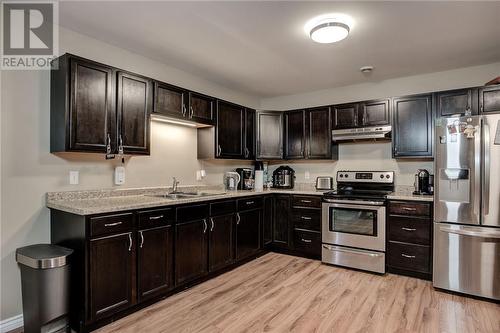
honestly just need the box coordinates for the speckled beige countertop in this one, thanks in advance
[46,184,327,216]
[386,185,434,202]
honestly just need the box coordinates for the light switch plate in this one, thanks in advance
[305,171,310,180]
[115,166,125,185]
[196,170,202,181]
[69,171,79,185]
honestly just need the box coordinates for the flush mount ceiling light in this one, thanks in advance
[305,13,354,44]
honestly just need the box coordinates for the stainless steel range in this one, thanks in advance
[322,171,394,274]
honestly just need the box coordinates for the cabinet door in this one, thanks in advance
[256,111,283,159]
[244,109,256,159]
[306,107,332,159]
[236,209,261,261]
[117,71,152,155]
[153,81,187,119]
[333,103,359,129]
[216,101,244,158]
[360,99,390,126]
[208,214,234,271]
[175,219,208,285]
[137,225,173,302]
[273,195,291,248]
[284,110,306,159]
[89,232,134,321]
[436,88,477,117]
[392,94,434,158]
[263,196,274,246]
[479,85,500,113]
[188,92,215,125]
[69,58,115,153]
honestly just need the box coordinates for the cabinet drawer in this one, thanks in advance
[387,241,430,273]
[293,229,321,256]
[292,195,322,209]
[388,216,431,245]
[237,197,263,211]
[138,208,174,229]
[176,204,209,222]
[210,200,236,216]
[90,213,134,238]
[291,209,321,232]
[388,201,431,217]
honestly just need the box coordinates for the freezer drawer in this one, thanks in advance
[433,223,500,300]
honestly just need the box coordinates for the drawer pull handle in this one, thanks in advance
[402,207,417,211]
[301,216,312,220]
[246,201,255,205]
[301,238,312,243]
[149,215,164,220]
[401,253,416,259]
[401,227,417,232]
[104,222,123,227]
[300,200,312,203]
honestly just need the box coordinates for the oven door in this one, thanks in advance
[322,201,386,252]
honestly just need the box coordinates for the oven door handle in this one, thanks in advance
[322,244,384,257]
[323,199,385,206]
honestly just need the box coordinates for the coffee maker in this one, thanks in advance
[413,169,432,195]
[272,166,295,189]
[235,168,254,190]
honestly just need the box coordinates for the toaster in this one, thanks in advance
[315,176,333,190]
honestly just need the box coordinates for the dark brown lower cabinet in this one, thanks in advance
[273,195,291,249]
[236,209,261,260]
[175,219,208,285]
[137,225,173,302]
[263,196,274,247]
[89,232,135,321]
[208,214,234,271]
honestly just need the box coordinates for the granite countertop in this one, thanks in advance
[386,185,434,202]
[46,185,327,216]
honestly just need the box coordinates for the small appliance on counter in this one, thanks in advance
[236,168,254,190]
[413,169,432,195]
[315,176,333,190]
[224,172,240,191]
[272,166,295,189]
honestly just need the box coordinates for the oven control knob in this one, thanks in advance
[344,174,348,178]
[380,174,384,179]
[339,174,343,178]
[386,174,390,179]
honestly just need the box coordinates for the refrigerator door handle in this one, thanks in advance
[439,226,500,239]
[473,123,481,217]
[483,123,490,216]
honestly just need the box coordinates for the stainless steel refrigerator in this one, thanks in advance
[433,114,500,300]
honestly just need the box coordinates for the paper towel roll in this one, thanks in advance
[254,170,264,192]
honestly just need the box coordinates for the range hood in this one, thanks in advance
[332,125,391,142]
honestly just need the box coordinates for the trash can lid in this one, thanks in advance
[16,244,73,269]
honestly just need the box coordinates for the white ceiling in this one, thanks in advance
[59,1,500,98]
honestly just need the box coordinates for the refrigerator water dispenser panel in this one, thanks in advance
[438,168,470,203]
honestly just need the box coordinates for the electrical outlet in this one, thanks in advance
[305,171,310,180]
[115,166,125,185]
[69,171,79,185]
[196,170,202,181]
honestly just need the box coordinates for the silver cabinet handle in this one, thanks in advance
[236,213,241,225]
[128,233,132,252]
[401,207,416,211]
[104,221,123,227]
[217,145,222,156]
[139,231,144,248]
[301,200,312,203]
[401,227,416,232]
[246,201,255,205]
[301,216,312,220]
[210,217,214,232]
[301,238,312,243]
[106,133,112,154]
[182,105,187,117]
[149,215,164,220]
[401,254,416,259]
[244,147,249,158]
[202,219,207,234]
[118,135,124,155]
[483,123,490,215]
[190,106,194,119]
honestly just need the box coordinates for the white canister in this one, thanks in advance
[254,170,264,192]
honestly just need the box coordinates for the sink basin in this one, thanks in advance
[147,191,227,200]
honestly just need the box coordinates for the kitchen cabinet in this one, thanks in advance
[50,54,152,155]
[284,110,306,159]
[235,209,261,260]
[89,231,135,321]
[306,107,335,159]
[216,101,245,158]
[263,196,274,247]
[479,84,500,113]
[291,195,322,258]
[273,195,291,249]
[153,81,187,119]
[359,99,391,126]
[188,91,215,125]
[332,103,359,129]
[244,109,256,159]
[208,213,235,272]
[256,111,283,159]
[392,94,434,158]
[435,88,478,117]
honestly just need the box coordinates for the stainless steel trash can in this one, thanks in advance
[16,244,73,333]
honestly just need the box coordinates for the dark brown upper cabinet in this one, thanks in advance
[392,94,434,158]
[188,91,215,125]
[479,85,500,113]
[153,81,187,119]
[284,110,306,159]
[359,99,391,126]
[333,103,359,129]
[50,54,151,155]
[117,71,152,155]
[216,101,245,159]
[306,107,334,159]
[435,88,478,117]
[244,109,256,159]
[256,111,283,159]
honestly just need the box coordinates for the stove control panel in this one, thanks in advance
[336,171,394,184]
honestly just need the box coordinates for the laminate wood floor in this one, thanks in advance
[96,253,500,333]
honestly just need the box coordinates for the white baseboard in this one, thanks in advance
[0,314,23,333]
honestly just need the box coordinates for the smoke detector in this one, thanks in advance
[360,66,374,73]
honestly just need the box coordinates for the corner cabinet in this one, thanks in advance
[256,111,283,159]
[435,88,478,117]
[215,101,254,159]
[50,53,151,155]
[392,94,434,158]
